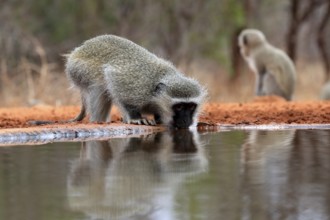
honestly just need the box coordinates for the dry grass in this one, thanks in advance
[0,58,326,107]
[181,59,254,103]
[294,62,325,101]
[0,59,78,107]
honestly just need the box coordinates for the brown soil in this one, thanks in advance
[201,96,330,126]
[1,96,330,131]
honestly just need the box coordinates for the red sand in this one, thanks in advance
[1,96,330,132]
[200,96,330,126]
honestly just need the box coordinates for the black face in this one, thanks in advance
[243,35,248,46]
[172,102,197,129]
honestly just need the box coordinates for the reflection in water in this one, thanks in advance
[241,130,295,185]
[290,130,330,220]
[241,130,330,220]
[67,130,208,220]
[2,129,330,220]
[241,130,296,220]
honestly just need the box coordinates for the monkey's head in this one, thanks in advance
[238,29,267,57]
[153,75,207,129]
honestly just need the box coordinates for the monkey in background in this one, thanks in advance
[31,35,207,129]
[320,81,330,100]
[238,29,296,101]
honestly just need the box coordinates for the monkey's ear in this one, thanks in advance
[153,83,167,96]
[243,35,248,46]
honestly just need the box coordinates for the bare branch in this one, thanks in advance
[317,2,330,80]
[298,0,322,23]
[287,0,327,62]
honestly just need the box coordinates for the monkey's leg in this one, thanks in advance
[263,73,289,100]
[85,88,112,122]
[256,71,266,96]
[122,105,156,126]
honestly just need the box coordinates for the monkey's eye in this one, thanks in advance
[174,104,183,111]
[187,103,196,111]
[154,83,166,95]
[189,104,196,111]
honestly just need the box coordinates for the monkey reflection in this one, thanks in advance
[67,131,207,220]
[241,130,295,191]
[241,130,295,167]
[290,130,330,219]
[291,129,330,179]
[240,130,295,219]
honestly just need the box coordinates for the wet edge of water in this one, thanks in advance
[199,123,330,131]
[0,125,163,146]
[1,123,330,146]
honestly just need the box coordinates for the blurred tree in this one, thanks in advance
[287,0,324,62]
[287,0,329,80]
[230,0,257,80]
[152,0,205,63]
[317,1,330,80]
[1,0,327,77]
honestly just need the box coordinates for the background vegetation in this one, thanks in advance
[0,0,329,106]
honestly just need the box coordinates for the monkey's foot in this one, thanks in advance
[126,118,156,126]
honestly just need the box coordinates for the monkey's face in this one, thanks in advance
[238,34,250,58]
[238,29,266,58]
[239,44,249,58]
[171,102,197,129]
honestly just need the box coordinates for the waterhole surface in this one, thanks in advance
[0,129,330,220]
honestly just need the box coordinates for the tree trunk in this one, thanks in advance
[317,2,330,81]
[287,0,322,62]
[231,26,246,80]
[287,0,299,62]
[230,0,254,80]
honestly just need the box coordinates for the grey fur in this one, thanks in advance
[320,81,330,100]
[66,35,207,127]
[238,29,296,101]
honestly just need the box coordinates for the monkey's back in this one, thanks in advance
[66,35,179,105]
[70,35,159,65]
[67,35,183,108]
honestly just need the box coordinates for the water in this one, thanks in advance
[0,129,330,220]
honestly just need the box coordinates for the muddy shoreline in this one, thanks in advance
[1,96,330,131]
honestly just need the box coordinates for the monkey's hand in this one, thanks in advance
[126,118,156,126]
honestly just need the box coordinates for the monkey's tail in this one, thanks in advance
[27,104,86,126]
[68,104,86,122]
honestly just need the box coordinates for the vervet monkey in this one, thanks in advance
[238,29,296,100]
[30,35,207,128]
[320,81,330,100]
